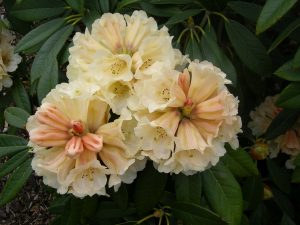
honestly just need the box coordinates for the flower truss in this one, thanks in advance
[248,95,300,168]
[27,10,242,197]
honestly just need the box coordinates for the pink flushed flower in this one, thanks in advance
[135,61,242,174]
[27,81,143,197]
[248,95,300,161]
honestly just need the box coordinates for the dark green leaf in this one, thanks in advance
[240,214,250,225]
[82,9,101,29]
[271,186,294,219]
[293,47,300,68]
[225,20,272,76]
[49,195,71,214]
[134,163,167,214]
[202,161,243,225]
[111,184,128,210]
[228,1,262,23]
[150,0,193,4]
[139,2,182,17]
[0,158,32,206]
[242,176,263,211]
[99,0,109,12]
[185,37,202,60]
[11,79,31,113]
[276,82,300,109]
[60,197,82,225]
[81,196,99,220]
[267,159,290,193]
[0,134,28,158]
[280,214,296,225]
[274,60,300,81]
[222,147,258,177]
[0,150,29,179]
[31,25,73,84]
[293,154,300,166]
[117,0,140,10]
[256,0,297,34]
[66,0,84,12]
[4,107,30,129]
[175,173,202,205]
[96,201,136,219]
[172,202,227,225]
[291,167,300,183]
[166,9,202,25]
[201,26,237,86]
[15,18,65,53]
[268,18,300,52]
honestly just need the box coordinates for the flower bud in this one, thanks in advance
[250,140,269,160]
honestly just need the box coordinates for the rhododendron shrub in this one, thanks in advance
[1,1,300,225]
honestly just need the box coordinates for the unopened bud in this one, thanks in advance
[250,140,269,160]
[263,184,273,200]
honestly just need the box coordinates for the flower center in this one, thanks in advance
[110,59,126,76]
[154,127,168,141]
[70,120,85,136]
[140,58,153,70]
[161,87,170,102]
[180,98,194,118]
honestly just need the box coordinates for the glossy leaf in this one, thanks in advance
[172,202,226,225]
[0,158,32,207]
[4,107,30,129]
[0,150,29,179]
[201,26,237,86]
[166,9,202,25]
[134,163,167,214]
[276,82,300,109]
[175,173,202,205]
[140,2,181,17]
[202,162,243,225]
[185,37,202,60]
[11,79,31,113]
[222,147,258,177]
[268,18,300,52]
[228,1,262,23]
[0,134,28,158]
[225,20,272,75]
[274,60,300,81]
[66,0,84,12]
[15,18,65,53]
[256,0,297,34]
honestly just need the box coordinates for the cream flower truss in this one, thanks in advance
[134,61,242,175]
[67,10,184,114]
[0,29,22,91]
[27,81,143,197]
[248,95,300,159]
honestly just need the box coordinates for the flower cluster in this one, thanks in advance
[248,95,300,168]
[27,11,241,197]
[0,27,22,91]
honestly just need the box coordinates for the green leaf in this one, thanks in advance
[293,47,300,68]
[222,147,258,177]
[111,184,128,210]
[293,154,300,166]
[48,195,71,214]
[175,173,202,205]
[276,82,300,109]
[31,25,73,84]
[281,214,296,225]
[185,37,202,60]
[11,79,31,113]
[96,201,136,219]
[0,158,32,206]
[166,9,202,25]
[274,60,300,81]
[66,0,84,12]
[202,161,243,225]
[11,0,66,21]
[0,150,29,179]
[225,20,272,76]
[150,0,193,4]
[264,109,299,140]
[268,18,300,53]
[134,163,167,214]
[271,187,294,219]
[139,2,182,17]
[15,18,65,53]
[37,59,58,103]
[201,26,237,86]
[256,0,297,34]
[60,197,82,225]
[291,167,300,183]
[242,176,263,211]
[228,1,262,23]
[117,0,140,10]
[267,159,290,194]
[81,196,99,220]
[0,134,28,158]
[99,0,109,13]
[172,202,227,225]
[4,107,30,129]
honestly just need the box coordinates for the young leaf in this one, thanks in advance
[225,20,272,76]
[202,161,243,225]
[274,60,300,81]
[4,107,30,129]
[172,202,227,225]
[228,1,262,23]
[0,150,29,179]
[0,134,28,158]
[201,26,237,86]
[134,163,167,214]
[256,0,297,34]
[276,82,300,109]
[11,79,31,113]
[0,158,32,207]
[15,18,65,53]
[175,173,202,205]
[222,147,258,177]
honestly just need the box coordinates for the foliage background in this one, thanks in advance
[1,0,300,224]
